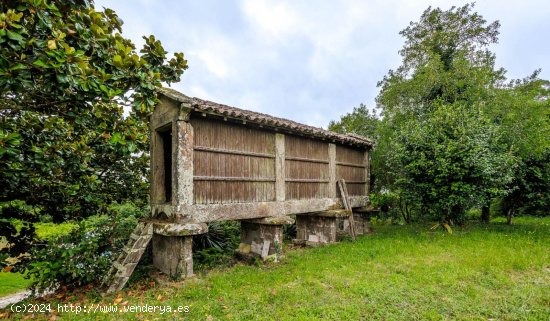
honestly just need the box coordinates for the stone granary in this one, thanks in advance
[150,88,374,278]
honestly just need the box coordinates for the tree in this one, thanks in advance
[0,0,188,269]
[490,73,550,223]
[375,4,517,223]
[328,104,383,191]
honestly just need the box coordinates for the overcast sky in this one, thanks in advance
[95,0,550,128]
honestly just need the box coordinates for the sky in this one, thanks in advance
[95,0,550,128]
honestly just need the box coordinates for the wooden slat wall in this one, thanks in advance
[285,135,330,200]
[192,118,276,204]
[336,145,366,196]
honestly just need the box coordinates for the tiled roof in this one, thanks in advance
[158,87,374,149]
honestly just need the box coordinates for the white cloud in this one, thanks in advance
[242,0,300,41]
[94,0,550,128]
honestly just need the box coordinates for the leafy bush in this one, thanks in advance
[193,221,240,271]
[24,202,145,292]
[283,223,297,241]
[370,192,403,223]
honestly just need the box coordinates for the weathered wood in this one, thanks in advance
[286,178,330,183]
[191,117,276,204]
[335,161,366,168]
[104,222,153,293]
[193,176,275,182]
[194,145,275,159]
[285,156,329,164]
[284,134,330,200]
[338,179,356,240]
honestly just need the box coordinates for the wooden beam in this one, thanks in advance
[286,178,330,183]
[335,161,366,169]
[338,179,357,240]
[285,156,329,164]
[193,176,275,182]
[193,145,275,159]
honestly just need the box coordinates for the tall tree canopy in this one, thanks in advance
[370,3,549,223]
[0,0,188,265]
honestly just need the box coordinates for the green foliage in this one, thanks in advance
[24,202,145,291]
[369,3,549,222]
[0,0,187,266]
[283,222,297,241]
[328,103,379,139]
[193,221,240,271]
[390,104,515,222]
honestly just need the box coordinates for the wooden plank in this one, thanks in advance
[104,222,153,293]
[338,179,356,240]
[194,145,275,159]
[335,161,366,169]
[194,176,276,182]
[285,156,329,164]
[286,178,330,183]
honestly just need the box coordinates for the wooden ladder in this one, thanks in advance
[338,179,357,240]
[102,221,153,293]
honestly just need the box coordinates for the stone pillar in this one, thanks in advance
[153,235,193,278]
[335,212,371,237]
[295,210,350,245]
[152,222,207,279]
[238,216,294,260]
[275,134,286,202]
[353,208,373,234]
[328,143,337,198]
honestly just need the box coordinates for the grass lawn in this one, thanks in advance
[4,216,550,320]
[0,273,31,297]
[0,222,77,298]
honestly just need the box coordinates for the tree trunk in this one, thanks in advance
[480,205,490,223]
[506,207,515,225]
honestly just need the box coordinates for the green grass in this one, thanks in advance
[0,272,31,297]
[5,217,550,320]
[0,222,77,298]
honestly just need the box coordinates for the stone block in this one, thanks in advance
[238,221,283,258]
[295,214,337,245]
[152,234,193,278]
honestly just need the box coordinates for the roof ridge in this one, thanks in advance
[158,87,374,148]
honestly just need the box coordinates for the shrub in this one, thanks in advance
[193,221,240,271]
[25,202,145,292]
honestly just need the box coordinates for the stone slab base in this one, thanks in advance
[336,213,372,238]
[238,221,284,260]
[295,214,337,245]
